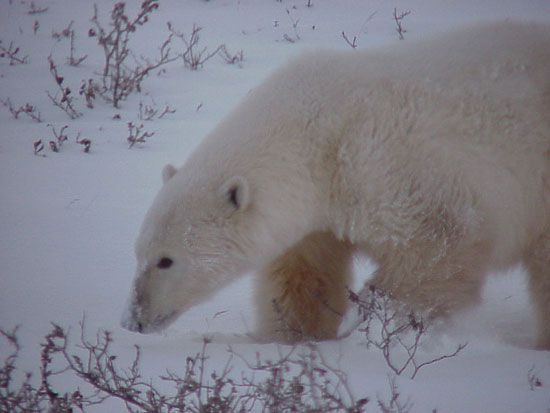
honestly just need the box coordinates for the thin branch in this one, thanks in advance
[2,98,42,122]
[27,1,48,14]
[46,55,82,119]
[0,40,29,65]
[341,31,358,49]
[393,8,411,40]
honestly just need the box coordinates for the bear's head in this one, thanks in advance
[121,163,258,333]
[121,158,318,334]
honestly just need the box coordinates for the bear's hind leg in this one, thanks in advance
[254,232,353,343]
[524,233,550,349]
[367,236,491,322]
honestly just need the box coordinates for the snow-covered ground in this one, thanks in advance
[1,0,549,411]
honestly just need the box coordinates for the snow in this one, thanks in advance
[1,0,549,411]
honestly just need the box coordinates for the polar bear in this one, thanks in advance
[121,22,550,348]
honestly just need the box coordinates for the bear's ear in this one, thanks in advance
[220,176,249,212]
[162,164,177,184]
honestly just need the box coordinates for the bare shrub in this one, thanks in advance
[127,122,154,148]
[41,124,91,154]
[0,323,370,412]
[219,45,244,67]
[348,286,467,379]
[138,100,176,121]
[0,325,104,411]
[90,1,178,107]
[0,326,45,411]
[234,343,369,412]
[2,98,42,122]
[0,295,472,410]
[138,100,157,120]
[167,22,224,70]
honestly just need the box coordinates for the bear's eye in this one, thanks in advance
[157,257,173,269]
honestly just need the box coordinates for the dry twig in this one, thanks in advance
[46,55,82,119]
[2,98,42,122]
[393,8,411,40]
[0,40,29,65]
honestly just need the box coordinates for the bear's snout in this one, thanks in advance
[120,293,180,334]
[122,319,143,333]
[120,307,142,333]
[120,293,145,333]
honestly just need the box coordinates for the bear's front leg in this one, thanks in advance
[254,232,353,343]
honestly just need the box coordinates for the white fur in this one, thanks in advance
[122,22,550,347]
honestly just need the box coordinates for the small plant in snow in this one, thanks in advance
[348,286,467,379]
[341,11,377,49]
[158,104,176,119]
[67,23,86,67]
[127,122,154,148]
[52,21,88,66]
[46,55,82,119]
[0,40,29,65]
[51,20,73,40]
[393,8,411,40]
[138,100,158,121]
[47,124,69,152]
[341,31,358,49]
[167,22,224,70]
[527,365,543,391]
[27,1,48,15]
[219,45,244,67]
[39,124,91,154]
[33,140,45,157]
[282,8,301,43]
[2,98,42,122]
[77,136,92,153]
[138,100,176,120]
[79,78,100,109]
[90,1,178,107]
